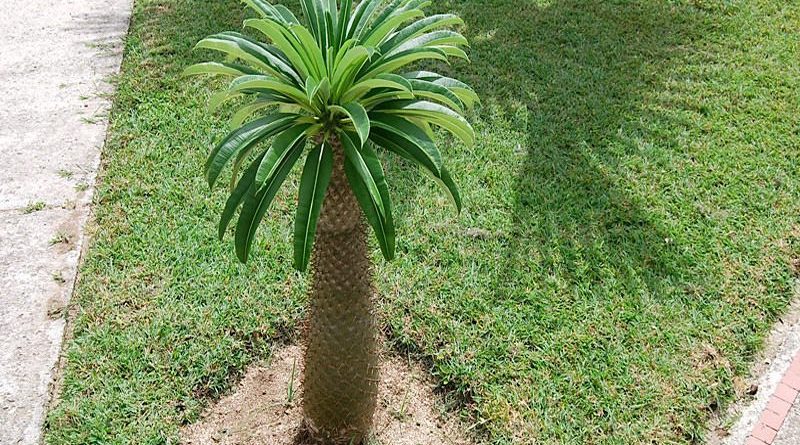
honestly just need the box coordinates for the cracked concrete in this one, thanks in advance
[0,0,132,443]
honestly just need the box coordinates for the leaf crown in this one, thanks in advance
[186,0,477,270]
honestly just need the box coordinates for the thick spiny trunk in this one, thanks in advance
[302,135,379,444]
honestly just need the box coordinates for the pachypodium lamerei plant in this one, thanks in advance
[186,0,476,443]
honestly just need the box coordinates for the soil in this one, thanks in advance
[181,345,476,445]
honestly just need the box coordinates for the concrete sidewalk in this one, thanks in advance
[0,0,132,443]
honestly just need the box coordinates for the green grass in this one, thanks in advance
[45,1,800,444]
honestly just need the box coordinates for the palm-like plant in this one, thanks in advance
[186,0,475,443]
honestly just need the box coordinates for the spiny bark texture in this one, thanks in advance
[302,135,379,445]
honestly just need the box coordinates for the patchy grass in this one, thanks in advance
[45,0,800,444]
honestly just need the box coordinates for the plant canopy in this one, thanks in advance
[185,0,477,271]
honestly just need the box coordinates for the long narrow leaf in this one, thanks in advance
[339,131,385,217]
[183,61,260,77]
[342,138,396,260]
[234,139,305,262]
[369,113,442,173]
[380,14,464,53]
[293,142,333,271]
[218,151,264,240]
[255,124,312,185]
[330,102,370,146]
[205,113,296,188]
[374,100,475,146]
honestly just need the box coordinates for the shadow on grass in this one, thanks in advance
[383,0,723,443]
[457,0,699,298]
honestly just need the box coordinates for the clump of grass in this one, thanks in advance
[49,231,70,246]
[23,201,46,214]
[52,271,66,284]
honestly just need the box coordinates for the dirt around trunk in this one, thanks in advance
[180,345,475,445]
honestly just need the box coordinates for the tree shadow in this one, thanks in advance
[453,0,700,293]
[381,0,722,442]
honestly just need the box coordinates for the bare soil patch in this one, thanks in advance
[181,345,475,445]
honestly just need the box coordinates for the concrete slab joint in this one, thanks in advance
[0,0,133,444]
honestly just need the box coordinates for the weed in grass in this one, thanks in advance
[286,358,297,406]
[57,169,74,179]
[52,271,65,284]
[23,201,46,214]
[49,232,70,246]
[389,388,411,422]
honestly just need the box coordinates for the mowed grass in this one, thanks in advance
[45,0,800,444]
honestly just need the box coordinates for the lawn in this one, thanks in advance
[45,0,800,444]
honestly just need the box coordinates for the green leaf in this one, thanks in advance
[331,45,371,97]
[196,33,301,84]
[369,114,442,174]
[421,164,462,213]
[242,0,293,22]
[234,136,305,263]
[304,76,319,100]
[289,24,327,78]
[243,19,314,80]
[434,45,470,61]
[407,78,464,112]
[298,0,320,43]
[375,73,414,91]
[360,90,416,108]
[362,9,424,47]
[403,71,478,108]
[335,0,352,50]
[380,14,464,53]
[229,99,278,129]
[375,100,475,146]
[369,121,461,213]
[361,47,448,79]
[342,137,396,260]
[339,131,385,217]
[183,62,259,77]
[330,102,370,147]
[349,0,383,40]
[365,0,410,40]
[228,75,313,110]
[341,76,411,103]
[274,5,300,23]
[387,30,469,57]
[293,141,333,271]
[218,151,264,240]
[205,113,296,188]
[255,124,312,186]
